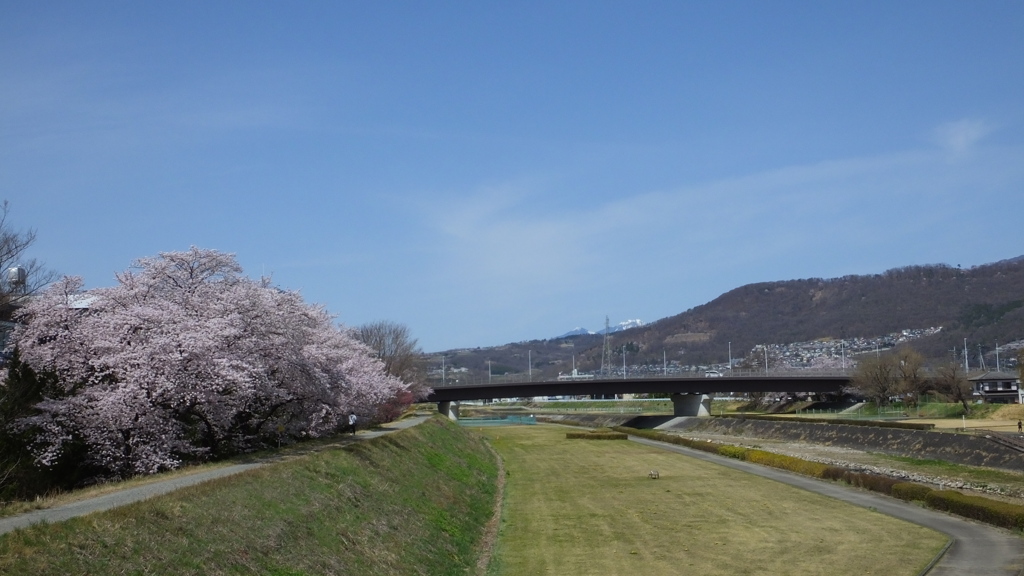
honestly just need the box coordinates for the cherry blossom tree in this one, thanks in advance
[7,248,407,478]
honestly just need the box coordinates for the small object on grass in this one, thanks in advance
[648,470,660,479]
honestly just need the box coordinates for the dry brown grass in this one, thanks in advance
[481,425,947,576]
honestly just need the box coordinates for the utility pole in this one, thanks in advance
[528,350,532,381]
[964,338,969,373]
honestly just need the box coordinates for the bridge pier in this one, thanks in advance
[671,393,711,417]
[437,401,459,420]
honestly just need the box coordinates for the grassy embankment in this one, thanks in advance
[0,430,396,519]
[480,424,947,576]
[0,417,498,576]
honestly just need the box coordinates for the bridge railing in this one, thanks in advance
[430,368,853,388]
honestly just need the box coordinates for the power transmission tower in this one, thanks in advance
[601,315,612,376]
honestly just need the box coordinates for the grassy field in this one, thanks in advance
[0,417,498,576]
[479,424,947,576]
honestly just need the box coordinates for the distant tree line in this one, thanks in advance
[850,346,1024,413]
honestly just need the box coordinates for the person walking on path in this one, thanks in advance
[348,412,358,435]
[1017,419,1021,433]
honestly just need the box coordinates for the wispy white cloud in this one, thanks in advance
[420,139,1024,337]
[932,118,995,154]
[433,182,594,289]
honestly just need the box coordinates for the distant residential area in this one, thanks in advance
[426,258,1024,386]
[430,326,1024,384]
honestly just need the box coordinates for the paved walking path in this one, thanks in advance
[0,416,429,536]
[631,435,1024,576]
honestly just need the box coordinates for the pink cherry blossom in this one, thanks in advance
[9,247,408,477]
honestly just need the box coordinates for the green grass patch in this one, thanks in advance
[878,454,1024,488]
[915,403,969,418]
[964,403,1005,419]
[720,413,935,430]
[885,455,954,468]
[707,400,754,415]
[484,425,945,576]
[565,431,628,440]
[0,417,498,576]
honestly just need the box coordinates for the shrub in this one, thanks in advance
[892,483,934,502]
[743,450,830,478]
[925,490,1024,530]
[820,466,849,482]
[845,472,900,495]
[687,439,723,454]
[717,445,749,460]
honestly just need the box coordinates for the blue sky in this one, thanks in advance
[3,2,1023,352]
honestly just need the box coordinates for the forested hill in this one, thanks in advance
[433,256,1024,379]
[626,256,1024,365]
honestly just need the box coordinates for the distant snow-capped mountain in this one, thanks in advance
[556,319,643,339]
[610,319,644,333]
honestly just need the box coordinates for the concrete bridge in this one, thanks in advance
[425,372,850,419]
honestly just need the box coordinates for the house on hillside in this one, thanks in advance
[969,371,1022,404]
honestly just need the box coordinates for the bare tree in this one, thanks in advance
[935,361,972,413]
[852,354,900,406]
[355,320,427,396]
[894,348,928,410]
[0,201,57,311]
